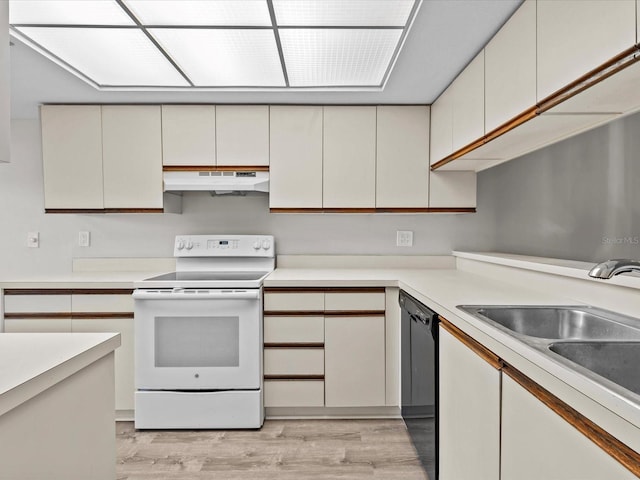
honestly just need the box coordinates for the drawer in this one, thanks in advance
[324,292,385,311]
[264,316,324,344]
[264,292,324,312]
[264,380,325,407]
[4,318,72,332]
[71,294,134,313]
[264,348,324,376]
[4,294,71,314]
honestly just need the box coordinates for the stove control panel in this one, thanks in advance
[174,235,274,257]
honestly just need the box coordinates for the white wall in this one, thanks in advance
[0,119,496,277]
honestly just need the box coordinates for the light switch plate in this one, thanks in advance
[27,232,39,248]
[78,231,90,247]
[396,230,413,247]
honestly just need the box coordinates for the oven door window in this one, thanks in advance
[155,316,240,368]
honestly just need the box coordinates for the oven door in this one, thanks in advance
[133,289,262,391]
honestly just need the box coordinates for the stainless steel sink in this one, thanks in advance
[549,342,640,396]
[459,306,640,340]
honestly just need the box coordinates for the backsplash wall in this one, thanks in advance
[0,119,496,277]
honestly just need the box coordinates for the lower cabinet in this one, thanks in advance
[501,374,636,480]
[439,326,501,480]
[440,318,639,480]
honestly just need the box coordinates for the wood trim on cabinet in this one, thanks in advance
[324,311,386,317]
[439,317,502,370]
[503,364,640,477]
[264,311,327,317]
[44,209,105,214]
[264,287,385,294]
[4,289,133,295]
[103,208,165,214]
[264,343,324,349]
[71,312,134,319]
[162,165,269,172]
[3,312,72,319]
[270,207,476,214]
[484,106,539,143]
[4,312,133,319]
[45,208,165,214]
[71,289,134,295]
[264,375,325,381]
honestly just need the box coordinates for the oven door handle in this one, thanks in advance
[132,289,260,300]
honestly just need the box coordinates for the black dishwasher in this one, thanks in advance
[399,290,438,480]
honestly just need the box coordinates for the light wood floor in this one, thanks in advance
[117,419,429,480]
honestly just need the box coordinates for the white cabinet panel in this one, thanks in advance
[161,105,215,166]
[216,105,269,166]
[324,292,385,311]
[452,50,485,151]
[429,171,476,208]
[322,106,376,208]
[264,316,324,344]
[5,319,72,333]
[4,294,71,313]
[102,106,163,209]
[485,0,536,132]
[430,87,454,165]
[537,0,636,101]
[501,374,636,480]
[325,316,385,407]
[264,348,324,376]
[41,105,104,209]
[71,294,133,313]
[439,327,500,480]
[264,292,324,312]
[376,106,430,208]
[264,380,324,407]
[269,106,323,208]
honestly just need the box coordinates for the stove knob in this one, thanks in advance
[176,240,185,250]
[253,240,261,250]
[185,241,194,250]
[262,239,271,250]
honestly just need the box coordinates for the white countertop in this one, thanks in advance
[0,332,121,416]
[0,271,167,289]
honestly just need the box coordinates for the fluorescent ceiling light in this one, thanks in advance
[273,0,415,27]
[150,29,284,87]
[10,0,135,26]
[281,29,402,87]
[123,0,272,27]
[15,27,189,86]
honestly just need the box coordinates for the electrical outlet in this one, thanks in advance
[78,231,91,247]
[27,232,39,248]
[396,230,413,247]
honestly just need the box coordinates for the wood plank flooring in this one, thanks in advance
[117,419,429,479]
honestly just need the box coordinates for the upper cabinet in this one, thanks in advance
[451,51,485,152]
[101,106,163,209]
[216,105,269,167]
[537,0,636,101]
[269,106,323,209]
[430,86,453,164]
[377,106,430,208]
[484,0,536,133]
[161,105,215,167]
[323,106,376,209]
[41,105,105,210]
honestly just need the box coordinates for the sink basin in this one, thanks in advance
[549,342,640,396]
[459,306,640,340]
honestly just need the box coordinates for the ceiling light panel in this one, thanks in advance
[150,29,285,86]
[281,29,401,87]
[15,27,189,86]
[273,0,416,27]
[123,0,272,26]
[9,0,135,26]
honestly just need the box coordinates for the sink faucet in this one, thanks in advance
[588,259,640,279]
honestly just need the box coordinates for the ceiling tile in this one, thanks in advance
[149,29,285,87]
[123,0,272,26]
[273,0,416,27]
[15,27,189,86]
[9,0,135,26]
[281,29,402,87]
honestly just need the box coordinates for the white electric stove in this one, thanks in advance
[133,235,274,429]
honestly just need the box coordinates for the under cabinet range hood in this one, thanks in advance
[163,171,269,195]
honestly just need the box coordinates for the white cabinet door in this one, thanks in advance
[452,50,485,152]
[41,105,104,209]
[537,0,636,101]
[501,374,636,480]
[429,171,476,208]
[485,0,536,133]
[102,106,163,209]
[430,86,453,164]
[216,105,269,166]
[323,106,376,208]
[325,316,385,407]
[72,318,134,412]
[269,106,323,209]
[376,106,430,208]
[439,327,500,480]
[161,105,215,166]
